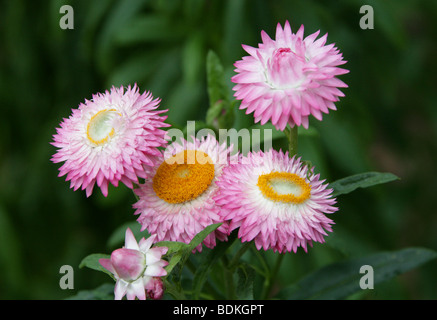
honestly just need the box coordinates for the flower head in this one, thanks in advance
[232,21,348,130]
[99,228,168,300]
[146,277,165,300]
[51,84,170,197]
[214,149,338,253]
[133,134,237,252]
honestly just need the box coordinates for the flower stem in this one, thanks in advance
[228,241,252,271]
[131,183,140,201]
[284,125,298,157]
[221,255,236,299]
[261,253,284,299]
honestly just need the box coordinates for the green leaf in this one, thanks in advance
[192,231,238,299]
[205,51,235,129]
[219,100,236,130]
[187,223,223,253]
[65,283,114,300]
[277,247,437,300]
[206,100,226,127]
[235,263,255,300]
[162,251,184,276]
[155,240,189,255]
[206,50,229,106]
[154,241,189,275]
[330,172,400,197]
[79,253,114,280]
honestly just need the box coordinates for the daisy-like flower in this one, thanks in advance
[232,21,349,130]
[133,134,236,252]
[51,84,170,197]
[99,228,168,300]
[214,149,337,253]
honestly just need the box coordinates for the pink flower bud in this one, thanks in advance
[110,248,146,281]
[146,277,165,300]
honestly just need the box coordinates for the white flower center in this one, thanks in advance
[86,108,122,145]
[257,172,311,204]
[269,177,304,197]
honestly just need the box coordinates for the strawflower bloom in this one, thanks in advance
[232,20,348,130]
[51,84,170,197]
[133,134,237,252]
[99,228,168,300]
[214,149,337,253]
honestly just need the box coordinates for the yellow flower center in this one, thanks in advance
[153,150,215,204]
[257,172,311,204]
[86,109,121,145]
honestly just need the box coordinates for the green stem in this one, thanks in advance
[186,258,224,299]
[261,253,285,300]
[269,254,285,298]
[229,241,252,271]
[284,125,298,157]
[221,255,236,300]
[131,183,140,201]
[251,245,270,277]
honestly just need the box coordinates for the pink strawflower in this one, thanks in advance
[99,228,168,300]
[232,21,349,130]
[146,277,165,300]
[51,85,170,197]
[133,134,237,252]
[214,149,338,253]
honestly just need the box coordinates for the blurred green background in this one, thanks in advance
[1,0,436,299]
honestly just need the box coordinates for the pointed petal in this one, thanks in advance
[114,280,128,300]
[124,228,139,250]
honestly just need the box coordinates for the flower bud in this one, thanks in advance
[146,277,165,300]
[110,248,146,281]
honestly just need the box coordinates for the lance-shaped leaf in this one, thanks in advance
[276,247,437,300]
[206,50,229,106]
[330,172,400,197]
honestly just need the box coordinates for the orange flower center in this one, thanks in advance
[257,171,311,204]
[153,150,215,204]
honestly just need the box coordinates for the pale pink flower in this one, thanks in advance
[232,21,348,130]
[99,228,168,300]
[214,149,338,253]
[133,134,237,252]
[51,84,170,197]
